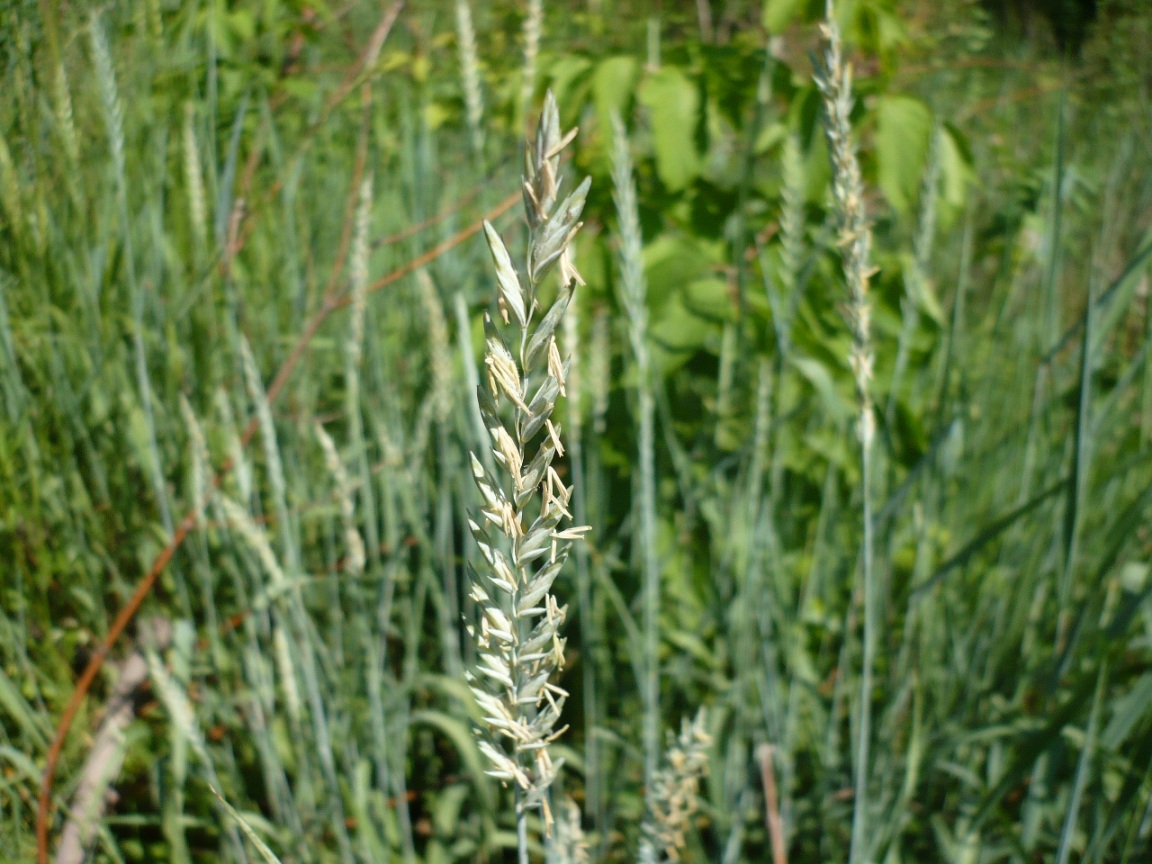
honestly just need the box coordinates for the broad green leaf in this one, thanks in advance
[650,293,717,355]
[791,355,852,422]
[643,235,724,308]
[683,277,733,322]
[593,56,640,135]
[424,101,453,131]
[938,122,976,224]
[638,66,701,192]
[411,709,494,808]
[279,78,319,102]
[431,783,471,836]
[875,94,933,216]
[785,87,833,201]
[541,54,593,124]
[853,0,908,54]
[225,9,256,41]
[762,0,807,31]
[753,120,789,157]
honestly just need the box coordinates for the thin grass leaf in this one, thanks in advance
[210,786,286,864]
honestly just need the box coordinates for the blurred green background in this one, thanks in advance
[2,0,1152,861]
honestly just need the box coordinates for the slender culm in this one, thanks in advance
[610,112,662,799]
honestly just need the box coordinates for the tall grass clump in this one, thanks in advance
[814,5,878,863]
[465,91,591,864]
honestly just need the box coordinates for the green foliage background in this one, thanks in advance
[2,0,1152,861]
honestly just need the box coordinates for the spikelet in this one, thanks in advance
[752,357,773,465]
[179,396,211,527]
[417,269,454,424]
[347,173,373,376]
[183,103,208,255]
[779,133,806,297]
[53,63,80,168]
[271,623,303,726]
[913,124,941,273]
[561,295,582,440]
[11,30,33,154]
[215,389,252,503]
[0,133,22,240]
[315,423,366,577]
[90,12,126,186]
[239,337,289,536]
[217,494,288,591]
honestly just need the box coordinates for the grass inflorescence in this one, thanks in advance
[465,92,591,861]
[813,7,879,863]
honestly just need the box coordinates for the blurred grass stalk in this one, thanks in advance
[610,111,662,797]
[455,0,486,167]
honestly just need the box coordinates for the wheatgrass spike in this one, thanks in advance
[814,5,879,863]
[466,92,590,864]
[456,0,486,164]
